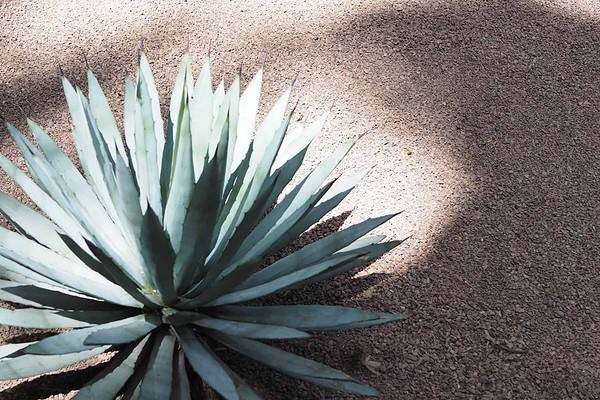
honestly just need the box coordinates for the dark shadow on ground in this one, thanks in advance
[0,362,107,400]
[241,1,600,398]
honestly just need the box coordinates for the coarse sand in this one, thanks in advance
[0,0,599,398]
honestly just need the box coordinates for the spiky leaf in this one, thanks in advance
[0,52,405,400]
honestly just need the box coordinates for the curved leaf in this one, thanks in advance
[139,332,175,399]
[210,333,378,396]
[74,335,151,400]
[213,305,405,331]
[23,315,147,355]
[0,226,141,307]
[0,308,95,329]
[174,326,239,400]
[0,342,33,359]
[238,213,399,289]
[206,253,361,306]
[0,346,108,380]
[192,316,310,340]
[0,191,72,257]
[84,314,161,345]
[87,69,127,161]
[171,349,191,400]
[140,207,176,305]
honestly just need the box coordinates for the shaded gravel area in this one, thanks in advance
[1,0,600,398]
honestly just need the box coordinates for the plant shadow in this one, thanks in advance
[222,1,600,398]
[0,362,108,400]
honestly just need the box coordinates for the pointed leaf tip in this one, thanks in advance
[387,312,406,322]
[291,70,300,88]
[81,51,90,70]
[288,96,302,119]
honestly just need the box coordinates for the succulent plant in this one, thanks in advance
[0,51,405,399]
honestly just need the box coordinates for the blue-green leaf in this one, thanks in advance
[0,307,137,329]
[0,279,124,311]
[171,349,191,400]
[239,213,399,289]
[25,119,148,287]
[213,305,405,331]
[301,240,404,286]
[0,191,72,257]
[0,153,89,252]
[87,69,127,161]
[231,140,357,267]
[190,58,213,179]
[0,346,108,380]
[192,316,310,339]
[85,314,161,345]
[140,206,176,305]
[163,103,194,252]
[174,326,239,400]
[0,226,141,307]
[230,70,262,172]
[0,342,33,358]
[139,51,165,170]
[207,252,360,306]
[173,152,225,292]
[0,254,68,289]
[139,332,175,400]
[136,66,163,215]
[62,78,114,218]
[210,333,378,396]
[74,335,151,400]
[21,315,146,355]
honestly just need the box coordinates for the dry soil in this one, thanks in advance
[0,0,599,399]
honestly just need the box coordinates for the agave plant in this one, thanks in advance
[0,51,404,399]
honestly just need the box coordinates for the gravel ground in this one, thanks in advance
[1,0,600,398]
